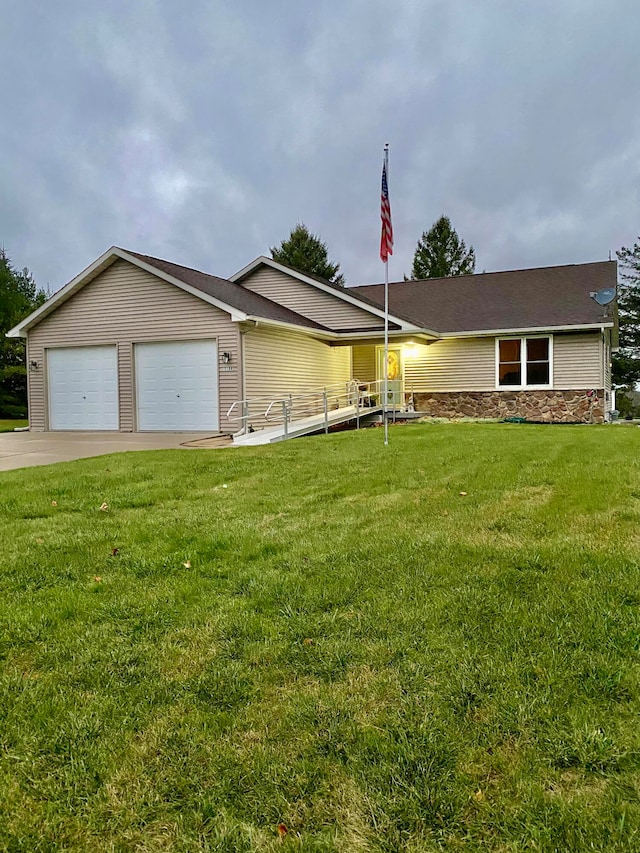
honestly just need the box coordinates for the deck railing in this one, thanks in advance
[226,379,389,437]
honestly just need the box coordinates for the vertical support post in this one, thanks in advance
[323,390,329,434]
[383,145,390,447]
[283,400,288,437]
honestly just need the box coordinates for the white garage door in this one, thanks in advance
[135,340,219,431]
[48,345,119,430]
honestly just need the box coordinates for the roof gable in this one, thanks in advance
[230,256,422,332]
[7,247,331,338]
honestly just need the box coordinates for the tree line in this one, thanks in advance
[270,217,476,286]
[0,250,46,418]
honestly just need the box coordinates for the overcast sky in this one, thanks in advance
[2,0,639,293]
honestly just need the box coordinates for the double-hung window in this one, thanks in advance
[497,336,552,388]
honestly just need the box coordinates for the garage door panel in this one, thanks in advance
[48,346,119,430]
[135,340,219,431]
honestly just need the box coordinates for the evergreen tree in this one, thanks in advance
[410,215,475,279]
[271,223,345,286]
[613,236,640,415]
[0,249,46,418]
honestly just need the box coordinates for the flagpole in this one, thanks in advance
[383,143,389,447]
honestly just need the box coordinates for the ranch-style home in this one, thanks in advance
[7,247,617,439]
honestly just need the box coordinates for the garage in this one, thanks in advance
[47,345,119,430]
[135,339,219,431]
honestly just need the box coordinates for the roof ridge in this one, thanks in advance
[352,259,615,289]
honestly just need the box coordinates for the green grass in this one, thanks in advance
[0,419,28,432]
[1,423,640,851]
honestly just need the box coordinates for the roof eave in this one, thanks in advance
[244,315,337,339]
[438,322,614,338]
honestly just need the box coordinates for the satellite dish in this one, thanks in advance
[590,288,616,306]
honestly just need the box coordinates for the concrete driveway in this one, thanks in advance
[0,431,231,472]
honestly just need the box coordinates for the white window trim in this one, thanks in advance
[495,335,554,390]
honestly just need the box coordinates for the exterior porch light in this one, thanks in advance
[220,352,232,364]
[402,344,419,359]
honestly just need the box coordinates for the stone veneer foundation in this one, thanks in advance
[414,390,605,424]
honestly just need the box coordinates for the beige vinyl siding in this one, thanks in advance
[404,338,496,392]
[27,259,241,432]
[243,325,351,427]
[240,267,384,331]
[352,345,376,383]
[401,333,604,393]
[553,333,602,389]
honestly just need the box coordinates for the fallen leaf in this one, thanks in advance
[35,538,44,544]
[276,823,288,837]
[94,576,102,583]
[459,491,467,497]
[110,548,119,557]
[473,789,484,801]
[99,502,109,511]
[51,500,58,507]
[222,484,228,489]
[303,638,314,645]
[183,560,191,568]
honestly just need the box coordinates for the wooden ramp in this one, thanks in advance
[232,404,383,447]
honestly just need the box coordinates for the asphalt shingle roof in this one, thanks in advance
[352,261,616,333]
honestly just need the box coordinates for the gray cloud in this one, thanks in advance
[1,0,639,292]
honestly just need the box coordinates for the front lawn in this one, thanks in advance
[1,424,639,851]
[0,418,28,432]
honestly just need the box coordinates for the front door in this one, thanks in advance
[376,347,403,406]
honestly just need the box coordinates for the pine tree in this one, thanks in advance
[271,224,345,286]
[0,249,46,417]
[410,215,475,279]
[613,237,640,415]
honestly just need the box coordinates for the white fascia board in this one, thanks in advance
[241,318,437,343]
[243,315,338,340]
[231,256,417,331]
[6,247,248,338]
[332,329,437,342]
[240,317,438,345]
[438,322,613,339]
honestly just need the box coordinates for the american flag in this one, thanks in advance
[380,159,393,263]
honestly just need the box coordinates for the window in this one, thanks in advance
[497,336,551,388]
